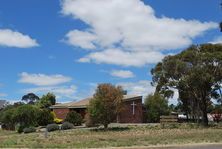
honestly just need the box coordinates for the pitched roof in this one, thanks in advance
[50,95,142,109]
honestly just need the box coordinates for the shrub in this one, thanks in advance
[13,105,39,127]
[61,122,74,130]
[65,111,82,126]
[84,113,96,127]
[1,108,16,130]
[46,124,60,132]
[144,93,169,123]
[54,118,63,124]
[23,127,36,133]
[51,111,63,124]
[16,124,26,133]
[37,109,54,126]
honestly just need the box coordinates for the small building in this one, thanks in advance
[50,95,143,123]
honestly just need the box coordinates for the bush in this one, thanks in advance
[84,113,96,127]
[23,127,36,133]
[51,111,63,124]
[16,124,26,133]
[65,111,82,126]
[46,124,60,132]
[37,109,54,126]
[144,93,169,123]
[13,105,39,127]
[61,122,74,130]
[1,108,16,130]
[54,118,63,124]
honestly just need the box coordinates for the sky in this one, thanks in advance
[0,0,221,104]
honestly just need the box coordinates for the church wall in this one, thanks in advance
[118,98,143,123]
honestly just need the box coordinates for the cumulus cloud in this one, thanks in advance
[61,0,217,67]
[0,29,39,48]
[18,72,72,86]
[22,85,77,99]
[64,30,98,49]
[78,48,164,67]
[110,69,135,78]
[118,80,155,97]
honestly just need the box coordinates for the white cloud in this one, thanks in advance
[18,72,72,86]
[61,0,217,67]
[0,29,39,48]
[22,85,77,99]
[118,80,155,97]
[78,48,164,67]
[64,30,98,49]
[209,36,222,44]
[110,69,135,78]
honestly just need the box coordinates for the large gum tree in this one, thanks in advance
[151,44,222,126]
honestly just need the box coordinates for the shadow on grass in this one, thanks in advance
[90,127,130,132]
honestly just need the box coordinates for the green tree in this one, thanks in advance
[21,93,40,104]
[88,83,124,129]
[151,44,222,126]
[37,92,56,109]
[144,93,169,123]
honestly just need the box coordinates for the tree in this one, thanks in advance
[88,83,124,129]
[37,93,56,109]
[144,93,169,123]
[21,93,40,104]
[151,44,222,126]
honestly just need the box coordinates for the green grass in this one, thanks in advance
[1,124,222,148]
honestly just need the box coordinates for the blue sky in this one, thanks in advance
[0,0,221,104]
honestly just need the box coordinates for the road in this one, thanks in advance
[111,144,222,149]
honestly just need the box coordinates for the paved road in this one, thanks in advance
[165,144,222,149]
[112,144,222,149]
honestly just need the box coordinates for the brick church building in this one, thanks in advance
[50,95,143,123]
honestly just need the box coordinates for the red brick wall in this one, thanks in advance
[53,108,70,120]
[53,98,143,123]
[118,98,143,123]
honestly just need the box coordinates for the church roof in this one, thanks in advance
[50,95,142,109]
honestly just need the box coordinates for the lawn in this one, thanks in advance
[1,124,222,148]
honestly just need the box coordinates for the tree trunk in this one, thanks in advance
[201,100,208,127]
[202,110,208,127]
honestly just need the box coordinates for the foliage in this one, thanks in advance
[0,108,16,130]
[151,44,222,126]
[16,124,26,133]
[21,93,40,104]
[37,109,54,126]
[51,111,63,124]
[88,83,124,129]
[46,124,60,132]
[23,127,36,134]
[13,104,39,128]
[37,93,56,109]
[144,93,169,123]
[65,111,82,126]
[84,113,96,127]
[61,122,74,130]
